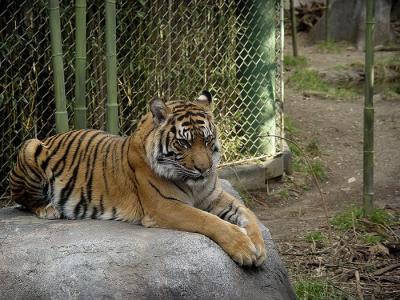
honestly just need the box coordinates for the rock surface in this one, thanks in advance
[0,181,295,300]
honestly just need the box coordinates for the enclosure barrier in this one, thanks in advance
[48,0,69,132]
[74,0,87,129]
[0,0,283,203]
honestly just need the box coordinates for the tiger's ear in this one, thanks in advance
[196,90,212,108]
[150,98,168,126]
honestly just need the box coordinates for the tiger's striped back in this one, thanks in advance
[10,129,143,221]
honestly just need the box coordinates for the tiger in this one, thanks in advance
[9,90,266,267]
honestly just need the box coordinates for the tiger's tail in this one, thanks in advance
[9,139,49,210]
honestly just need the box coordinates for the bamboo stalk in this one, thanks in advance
[48,0,69,133]
[280,0,285,151]
[363,0,375,214]
[105,0,119,134]
[325,0,330,41]
[289,0,298,56]
[74,0,87,129]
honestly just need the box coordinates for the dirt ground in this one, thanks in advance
[255,35,400,239]
[251,34,400,297]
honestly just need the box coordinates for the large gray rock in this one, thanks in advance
[0,181,295,300]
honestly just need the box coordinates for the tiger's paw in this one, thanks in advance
[245,223,267,267]
[33,204,61,220]
[220,224,260,267]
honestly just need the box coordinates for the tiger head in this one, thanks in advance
[146,91,221,184]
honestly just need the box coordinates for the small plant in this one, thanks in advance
[305,231,325,243]
[288,69,328,92]
[284,55,308,69]
[362,233,384,245]
[284,116,298,135]
[331,207,364,231]
[295,279,345,300]
[331,207,395,232]
[238,190,254,208]
[316,40,342,54]
[306,138,321,157]
[278,189,289,200]
[368,208,394,226]
[308,160,327,182]
[288,68,358,100]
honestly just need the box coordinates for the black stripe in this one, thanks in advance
[172,181,188,195]
[218,203,233,220]
[99,195,105,216]
[83,131,103,160]
[111,207,117,220]
[91,207,98,219]
[52,130,84,175]
[176,111,206,121]
[66,130,93,172]
[34,143,43,162]
[227,206,239,222]
[149,181,181,202]
[120,138,128,160]
[102,139,114,193]
[86,136,109,203]
[41,132,73,171]
[74,188,85,218]
[17,158,41,186]
[58,151,83,212]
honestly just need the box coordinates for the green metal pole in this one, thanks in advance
[238,0,276,156]
[363,0,375,214]
[325,0,330,41]
[105,0,119,134]
[48,0,69,133]
[74,0,87,129]
[289,0,298,57]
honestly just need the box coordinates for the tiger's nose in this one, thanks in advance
[194,165,209,174]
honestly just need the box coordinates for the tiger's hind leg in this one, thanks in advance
[9,139,59,219]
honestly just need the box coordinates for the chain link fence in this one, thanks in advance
[0,0,283,203]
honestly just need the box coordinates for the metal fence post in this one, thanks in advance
[48,0,69,133]
[74,0,87,129]
[105,0,119,134]
[363,0,375,214]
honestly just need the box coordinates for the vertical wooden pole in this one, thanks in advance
[74,0,87,129]
[280,0,285,149]
[48,0,69,133]
[363,0,375,214]
[105,0,119,134]
[325,0,330,41]
[289,0,298,57]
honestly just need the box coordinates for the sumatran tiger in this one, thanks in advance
[9,91,266,267]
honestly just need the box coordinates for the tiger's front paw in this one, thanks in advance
[219,224,259,267]
[245,223,267,267]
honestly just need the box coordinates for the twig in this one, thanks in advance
[373,263,400,276]
[261,134,334,248]
[355,270,364,300]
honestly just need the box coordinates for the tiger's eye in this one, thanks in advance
[205,135,213,145]
[177,139,190,148]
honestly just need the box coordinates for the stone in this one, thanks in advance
[0,180,295,300]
